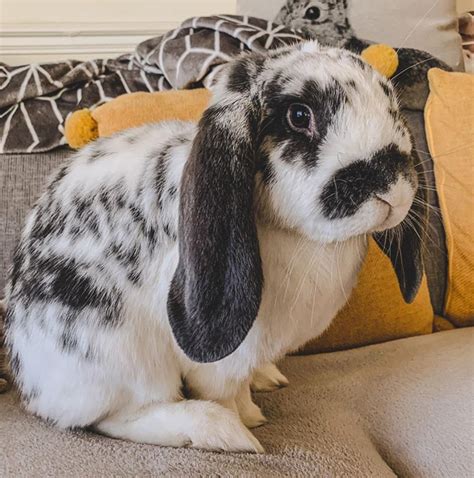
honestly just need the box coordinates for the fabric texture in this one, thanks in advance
[237,0,464,69]
[0,16,302,155]
[425,68,474,326]
[0,13,452,154]
[0,329,472,477]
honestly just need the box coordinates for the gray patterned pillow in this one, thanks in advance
[237,0,464,70]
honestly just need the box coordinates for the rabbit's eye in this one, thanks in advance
[287,104,314,135]
[304,6,321,20]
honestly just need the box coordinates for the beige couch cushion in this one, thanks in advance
[1,329,472,477]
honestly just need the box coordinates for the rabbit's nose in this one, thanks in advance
[375,177,413,210]
[375,176,414,229]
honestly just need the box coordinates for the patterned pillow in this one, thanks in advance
[237,0,464,70]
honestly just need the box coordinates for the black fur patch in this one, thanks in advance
[20,254,122,325]
[9,352,21,377]
[262,79,347,168]
[74,197,93,218]
[379,80,392,99]
[227,55,265,93]
[51,259,110,310]
[84,214,100,237]
[154,146,171,208]
[351,55,368,70]
[167,102,263,363]
[108,243,140,269]
[31,206,67,241]
[60,331,78,353]
[107,243,142,284]
[346,79,356,89]
[47,165,69,194]
[168,184,178,198]
[25,387,40,401]
[320,144,410,219]
[125,270,141,285]
[10,246,25,291]
[88,147,108,163]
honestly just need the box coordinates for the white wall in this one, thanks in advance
[1,0,471,65]
[457,0,474,12]
[0,0,236,64]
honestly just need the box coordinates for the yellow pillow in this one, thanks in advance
[301,238,433,354]
[67,89,435,353]
[65,89,212,148]
[425,68,474,327]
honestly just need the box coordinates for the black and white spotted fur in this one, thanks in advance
[276,0,452,109]
[4,42,426,453]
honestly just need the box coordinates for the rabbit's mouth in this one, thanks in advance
[371,176,416,233]
[372,197,413,233]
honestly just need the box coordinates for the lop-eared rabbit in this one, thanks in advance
[5,42,425,453]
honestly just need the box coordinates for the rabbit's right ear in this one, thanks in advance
[167,59,264,363]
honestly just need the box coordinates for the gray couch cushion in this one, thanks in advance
[0,329,472,477]
[0,148,71,294]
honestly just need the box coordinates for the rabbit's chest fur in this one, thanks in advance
[255,225,366,355]
[183,227,367,400]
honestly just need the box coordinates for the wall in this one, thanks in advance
[0,0,236,64]
[1,0,471,65]
[457,0,474,12]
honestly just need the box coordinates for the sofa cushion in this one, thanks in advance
[425,68,474,326]
[0,329,472,477]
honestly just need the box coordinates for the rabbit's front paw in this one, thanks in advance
[190,403,264,453]
[239,400,267,429]
[235,383,267,429]
[251,363,289,393]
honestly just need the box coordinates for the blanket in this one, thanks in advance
[0,16,303,154]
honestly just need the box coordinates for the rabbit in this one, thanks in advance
[4,41,426,453]
[275,0,453,110]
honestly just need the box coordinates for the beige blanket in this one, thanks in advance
[1,328,472,477]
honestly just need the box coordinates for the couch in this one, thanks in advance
[0,114,472,477]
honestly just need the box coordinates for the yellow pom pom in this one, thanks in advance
[65,109,99,149]
[361,44,399,79]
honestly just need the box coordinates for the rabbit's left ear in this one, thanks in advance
[167,80,263,363]
[373,153,427,303]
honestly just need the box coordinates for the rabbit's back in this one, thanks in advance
[4,121,195,427]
